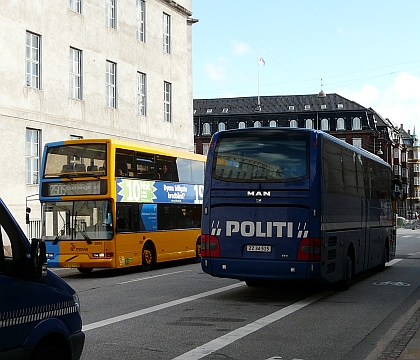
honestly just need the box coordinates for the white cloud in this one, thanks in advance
[337,72,420,133]
[204,60,227,83]
[232,41,251,55]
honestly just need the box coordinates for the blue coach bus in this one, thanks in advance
[201,128,396,290]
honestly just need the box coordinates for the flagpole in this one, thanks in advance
[257,53,260,106]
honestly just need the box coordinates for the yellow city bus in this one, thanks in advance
[39,138,206,273]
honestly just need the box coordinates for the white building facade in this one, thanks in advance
[0,0,195,234]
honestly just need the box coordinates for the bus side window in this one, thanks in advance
[116,149,135,177]
[116,204,139,232]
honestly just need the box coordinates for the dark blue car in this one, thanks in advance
[0,198,84,360]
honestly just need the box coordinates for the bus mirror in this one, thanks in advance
[26,207,31,225]
[30,238,47,278]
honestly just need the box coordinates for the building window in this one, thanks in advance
[304,105,310,110]
[269,120,277,127]
[305,119,313,129]
[69,47,82,100]
[222,108,229,113]
[352,117,361,130]
[164,81,171,122]
[402,152,407,162]
[321,104,327,109]
[136,0,145,42]
[238,122,246,129]
[206,109,212,114]
[290,119,298,128]
[336,118,345,130]
[394,148,400,159]
[394,165,401,176]
[352,138,362,148]
[163,13,171,54]
[254,121,262,128]
[288,105,295,111]
[69,0,82,13]
[202,143,210,156]
[414,150,419,160]
[402,167,408,178]
[26,31,41,89]
[337,103,343,109]
[414,164,420,173]
[320,118,329,131]
[106,0,116,29]
[106,60,117,108]
[218,122,226,132]
[414,177,420,186]
[415,189,420,198]
[26,129,40,185]
[203,123,211,135]
[136,72,146,116]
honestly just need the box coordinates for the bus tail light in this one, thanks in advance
[201,234,221,257]
[297,238,322,261]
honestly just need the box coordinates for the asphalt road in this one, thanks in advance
[53,228,420,360]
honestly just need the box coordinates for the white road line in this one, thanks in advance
[172,290,333,360]
[82,282,245,332]
[118,270,191,285]
[387,259,403,266]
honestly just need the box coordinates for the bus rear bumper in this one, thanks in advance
[201,258,322,281]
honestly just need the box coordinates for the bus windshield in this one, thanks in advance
[212,131,309,182]
[44,144,107,178]
[42,200,113,242]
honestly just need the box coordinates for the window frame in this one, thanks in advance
[106,0,117,29]
[163,12,171,54]
[164,81,172,122]
[25,31,41,89]
[106,60,117,108]
[26,128,40,185]
[69,47,83,100]
[69,0,82,13]
[136,0,146,42]
[137,71,147,116]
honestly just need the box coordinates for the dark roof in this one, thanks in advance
[193,93,367,115]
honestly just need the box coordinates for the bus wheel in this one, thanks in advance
[194,239,201,263]
[335,254,353,291]
[31,344,65,360]
[378,243,389,271]
[77,267,93,274]
[141,243,154,271]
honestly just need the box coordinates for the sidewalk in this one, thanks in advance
[370,296,420,359]
[380,306,420,359]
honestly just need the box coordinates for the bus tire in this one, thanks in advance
[378,242,389,272]
[31,344,67,360]
[77,267,93,274]
[335,254,353,291]
[193,238,201,263]
[141,242,154,271]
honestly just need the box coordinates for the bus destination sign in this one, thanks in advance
[47,181,102,196]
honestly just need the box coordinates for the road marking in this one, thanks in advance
[118,270,191,285]
[82,282,245,332]
[387,259,403,266]
[172,291,333,360]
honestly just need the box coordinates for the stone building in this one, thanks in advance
[193,92,418,216]
[0,0,196,234]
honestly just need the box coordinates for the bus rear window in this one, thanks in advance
[212,131,309,182]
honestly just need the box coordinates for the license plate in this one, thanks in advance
[246,245,272,253]
[63,263,79,268]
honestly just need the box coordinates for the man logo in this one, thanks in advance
[247,191,271,197]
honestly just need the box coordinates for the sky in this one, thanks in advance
[191,0,420,134]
